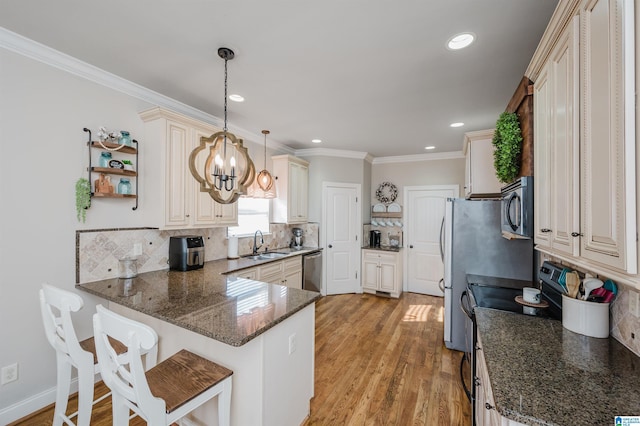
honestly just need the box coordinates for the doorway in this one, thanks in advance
[322,182,362,295]
[404,185,459,295]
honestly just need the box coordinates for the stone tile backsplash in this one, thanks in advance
[77,223,319,283]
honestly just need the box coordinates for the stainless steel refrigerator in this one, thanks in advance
[442,198,533,351]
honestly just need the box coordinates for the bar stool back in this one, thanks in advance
[39,283,101,426]
[93,304,233,426]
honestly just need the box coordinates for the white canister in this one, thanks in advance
[562,294,610,338]
[227,236,239,259]
[522,287,541,304]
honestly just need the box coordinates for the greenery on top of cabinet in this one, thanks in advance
[492,112,523,184]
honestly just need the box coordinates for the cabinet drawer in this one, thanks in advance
[283,257,301,272]
[259,261,283,278]
[235,267,257,280]
[259,272,282,285]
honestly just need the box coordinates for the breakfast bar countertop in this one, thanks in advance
[475,308,640,426]
[77,251,322,347]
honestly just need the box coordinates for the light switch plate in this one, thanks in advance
[133,243,142,256]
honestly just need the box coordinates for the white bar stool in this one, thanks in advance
[39,283,127,426]
[93,304,233,426]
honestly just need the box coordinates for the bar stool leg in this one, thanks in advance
[218,379,232,426]
[75,357,95,426]
[53,357,71,426]
[112,393,130,426]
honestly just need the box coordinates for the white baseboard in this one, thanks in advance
[0,378,79,424]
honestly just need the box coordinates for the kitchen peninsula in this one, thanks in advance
[77,253,321,426]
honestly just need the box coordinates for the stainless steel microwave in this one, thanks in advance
[501,176,533,239]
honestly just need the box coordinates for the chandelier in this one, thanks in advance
[189,47,255,204]
[246,130,277,199]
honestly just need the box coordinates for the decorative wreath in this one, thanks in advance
[375,182,398,205]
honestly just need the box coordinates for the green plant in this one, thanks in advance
[122,160,132,165]
[492,112,523,184]
[75,178,91,222]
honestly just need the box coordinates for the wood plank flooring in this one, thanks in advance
[11,292,470,426]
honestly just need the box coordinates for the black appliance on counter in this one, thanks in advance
[369,230,381,248]
[169,236,205,271]
[460,261,565,425]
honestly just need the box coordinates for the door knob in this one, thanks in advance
[409,245,414,248]
[328,244,333,248]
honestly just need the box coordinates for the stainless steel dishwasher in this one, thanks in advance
[302,251,322,292]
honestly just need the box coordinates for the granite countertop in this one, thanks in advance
[476,308,640,425]
[362,245,402,252]
[77,248,322,347]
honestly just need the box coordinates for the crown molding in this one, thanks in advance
[0,27,295,154]
[372,151,465,164]
[295,147,373,162]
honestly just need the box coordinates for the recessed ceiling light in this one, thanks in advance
[447,33,475,50]
[229,94,244,102]
[311,139,322,144]
[450,122,465,128]
[424,146,436,150]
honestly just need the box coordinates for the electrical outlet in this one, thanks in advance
[133,243,143,256]
[1,363,18,385]
[288,333,297,355]
[630,291,640,318]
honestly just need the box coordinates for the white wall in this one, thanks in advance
[371,157,465,208]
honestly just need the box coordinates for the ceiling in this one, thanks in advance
[0,0,558,158]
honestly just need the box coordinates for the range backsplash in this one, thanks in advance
[76,223,319,284]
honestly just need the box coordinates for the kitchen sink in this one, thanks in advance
[243,252,288,260]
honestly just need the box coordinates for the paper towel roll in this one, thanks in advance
[227,236,239,259]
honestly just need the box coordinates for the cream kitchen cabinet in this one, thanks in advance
[463,129,501,198]
[140,107,238,229]
[531,0,636,275]
[272,155,309,224]
[533,15,580,257]
[362,249,402,298]
[258,256,302,289]
[475,337,526,426]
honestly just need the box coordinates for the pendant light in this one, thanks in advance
[189,47,255,204]
[246,130,277,199]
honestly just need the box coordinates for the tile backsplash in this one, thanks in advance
[76,223,319,283]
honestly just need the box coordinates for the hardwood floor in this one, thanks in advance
[303,293,471,426]
[12,292,470,426]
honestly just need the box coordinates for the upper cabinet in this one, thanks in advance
[140,107,238,229]
[531,0,636,275]
[272,155,309,224]
[463,129,501,198]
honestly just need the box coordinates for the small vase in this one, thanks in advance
[120,131,132,147]
[118,178,132,195]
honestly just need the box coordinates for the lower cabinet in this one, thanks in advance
[362,249,402,298]
[476,337,526,426]
[234,257,302,290]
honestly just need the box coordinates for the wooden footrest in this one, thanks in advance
[145,349,233,413]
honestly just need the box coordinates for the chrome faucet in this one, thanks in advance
[253,230,264,255]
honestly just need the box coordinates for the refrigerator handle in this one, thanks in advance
[438,278,445,292]
[460,290,474,320]
[439,216,445,262]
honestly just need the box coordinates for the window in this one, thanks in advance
[228,198,270,237]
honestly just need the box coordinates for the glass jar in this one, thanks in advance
[118,257,138,278]
[118,178,132,195]
[99,152,112,168]
[120,131,132,146]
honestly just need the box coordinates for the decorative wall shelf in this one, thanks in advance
[84,128,139,210]
[371,211,403,219]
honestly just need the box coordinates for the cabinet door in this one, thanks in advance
[192,126,219,226]
[362,254,379,291]
[165,121,191,227]
[379,261,397,293]
[284,269,302,289]
[580,0,636,273]
[465,132,501,197]
[288,162,308,223]
[533,64,552,248]
[549,15,580,257]
[296,163,309,221]
[214,202,238,226]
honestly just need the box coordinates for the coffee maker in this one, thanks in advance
[292,228,304,249]
[370,230,381,248]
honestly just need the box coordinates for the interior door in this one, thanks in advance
[323,183,361,295]
[405,186,459,295]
